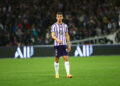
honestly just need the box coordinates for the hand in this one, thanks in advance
[57,39,62,44]
[68,47,71,52]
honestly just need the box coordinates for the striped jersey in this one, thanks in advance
[51,22,68,46]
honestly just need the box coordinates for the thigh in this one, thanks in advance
[60,45,68,56]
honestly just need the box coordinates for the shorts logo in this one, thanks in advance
[66,49,68,52]
[55,49,58,56]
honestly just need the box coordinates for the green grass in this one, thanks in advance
[0,56,120,86]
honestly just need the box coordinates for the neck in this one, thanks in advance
[57,21,62,25]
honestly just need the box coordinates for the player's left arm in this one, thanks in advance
[65,32,71,52]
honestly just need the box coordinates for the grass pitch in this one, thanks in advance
[0,56,120,86]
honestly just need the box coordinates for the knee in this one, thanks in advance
[65,58,68,62]
[55,58,59,63]
[64,57,68,62]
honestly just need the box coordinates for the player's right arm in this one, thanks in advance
[51,32,62,44]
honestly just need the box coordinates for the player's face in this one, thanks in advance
[56,14,63,22]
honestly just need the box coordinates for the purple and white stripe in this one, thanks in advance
[51,23,68,46]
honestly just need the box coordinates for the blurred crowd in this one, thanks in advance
[0,0,120,46]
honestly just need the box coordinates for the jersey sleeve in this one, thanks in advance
[51,25,55,32]
[66,25,68,32]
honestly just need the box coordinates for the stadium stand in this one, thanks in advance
[0,0,120,46]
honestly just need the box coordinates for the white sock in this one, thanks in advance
[65,61,70,75]
[54,62,59,75]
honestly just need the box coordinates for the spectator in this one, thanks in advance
[0,0,120,46]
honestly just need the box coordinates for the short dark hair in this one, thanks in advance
[56,12,63,15]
